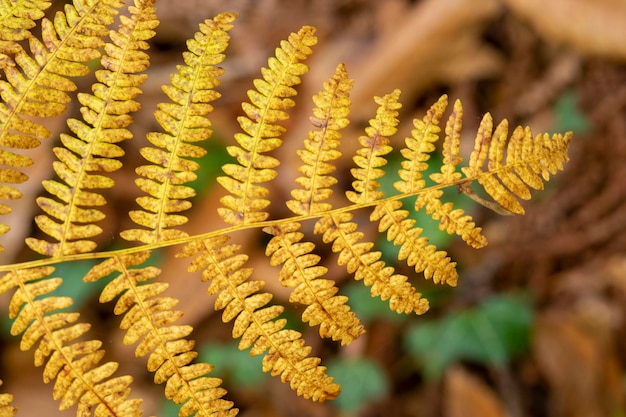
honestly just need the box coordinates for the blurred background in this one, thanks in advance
[2,0,626,416]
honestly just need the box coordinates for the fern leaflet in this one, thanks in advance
[178,235,341,402]
[0,0,51,42]
[217,26,317,225]
[0,266,142,416]
[122,11,237,245]
[85,251,236,417]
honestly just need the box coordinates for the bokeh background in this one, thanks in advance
[2,0,626,416]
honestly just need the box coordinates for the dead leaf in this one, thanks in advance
[347,0,503,121]
[533,310,624,417]
[444,366,510,417]
[502,0,626,61]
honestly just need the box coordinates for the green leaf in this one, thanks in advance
[404,293,533,379]
[188,138,231,197]
[343,281,407,324]
[199,341,267,388]
[327,357,389,413]
[552,89,591,135]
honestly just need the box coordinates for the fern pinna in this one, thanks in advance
[0,2,571,417]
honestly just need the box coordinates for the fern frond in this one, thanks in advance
[0,0,124,253]
[217,26,317,225]
[394,95,447,194]
[178,236,340,402]
[286,63,352,216]
[121,12,237,245]
[265,222,365,345]
[461,113,572,215]
[85,251,237,417]
[0,7,575,413]
[24,0,157,257]
[0,0,50,43]
[430,99,464,185]
[345,89,401,204]
[0,266,141,416]
[0,380,16,417]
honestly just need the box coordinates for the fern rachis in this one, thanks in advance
[0,2,571,417]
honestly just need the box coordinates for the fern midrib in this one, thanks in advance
[3,155,557,271]
[12,267,119,416]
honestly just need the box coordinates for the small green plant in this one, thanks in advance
[405,293,534,379]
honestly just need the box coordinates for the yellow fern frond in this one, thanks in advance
[0,266,141,416]
[0,0,50,43]
[178,235,340,402]
[85,251,237,417]
[394,95,447,194]
[265,223,365,345]
[286,63,352,216]
[0,8,576,413]
[346,89,401,204]
[217,26,318,225]
[122,12,236,245]
[25,0,157,257]
[461,112,572,215]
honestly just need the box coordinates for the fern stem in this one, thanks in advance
[0,179,496,272]
[2,126,571,269]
